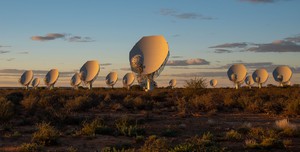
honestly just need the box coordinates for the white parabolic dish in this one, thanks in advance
[19,70,34,86]
[245,75,254,86]
[252,68,269,87]
[31,78,40,88]
[169,79,177,87]
[273,65,292,84]
[70,72,82,87]
[44,69,59,87]
[129,35,169,75]
[123,73,135,86]
[106,72,118,87]
[227,64,247,83]
[210,79,218,87]
[80,60,100,82]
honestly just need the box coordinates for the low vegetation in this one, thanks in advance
[0,87,299,151]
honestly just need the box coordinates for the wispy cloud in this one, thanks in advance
[68,36,94,42]
[214,49,232,53]
[210,34,300,53]
[120,67,131,71]
[171,56,183,59]
[100,63,112,66]
[0,45,11,48]
[18,51,29,54]
[164,71,226,78]
[31,33,94,42]
[246,40,300,52]
[160,9,213,20]
[0,51,10,54]
[239,0,284,3]
[6,58,15,61]
[31,33,65,41]
[210,42,248,48]
[167,58,210,66]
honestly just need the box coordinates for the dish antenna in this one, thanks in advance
[129,35,169,91]
[245,75,254,89]
[70,72,82,89]
[272,65,292,87]
[123,73,135,90]
[80,60,100,89]
[252,68,269,89]
[169,79,177,89]
[210,79,218,88]
[19,70,33,89]
[31,78,40,89]
[106,72,118,88]
[44,69,59,90]
[227,64,247,89]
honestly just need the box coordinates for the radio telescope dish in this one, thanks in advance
[44,69,59,90]
[19,70,33,89]
[70,72,82,89]
[227,64,247,89]
[123,73,135,90]
[169,79,177,89]
[31,78,40,89]
[210,79,218,88]
[245,75,254,89]
[80,60,100,89]
[106,72,118,88]
[252,68,269,89]
[273,65,292,87]
[129,35,169,91]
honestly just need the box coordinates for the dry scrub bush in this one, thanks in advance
[31,122,59,146]
[18,143,43,152]
[65,96,94,112]
[275,119,298,136]
[21,96,39,114]
[140,135,169,152]
[78,118,112,136]
[225,130,242,141]
[0,97,14,122]
[286,98,300,115]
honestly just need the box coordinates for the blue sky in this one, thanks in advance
[1,0,300,87]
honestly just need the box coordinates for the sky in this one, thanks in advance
[1,0,300,88]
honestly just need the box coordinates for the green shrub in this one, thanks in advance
[0,97,14,122]
[115,116,145,137]
[31,122,59,146]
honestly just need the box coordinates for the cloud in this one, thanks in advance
[31,33,65,41]
[0,45,11,48]
[239,0,283,3]
[171,56,183,59]
[210,42,248,48]
[214,49,232,53]
[0,51,10,54]
[167,58,210,66]
[6,58,15,61]
[160,9,213,20]
[100,63,112,66]
[0,69,76,77]
[246,40,300,52]
[31,33,94,42]
[68,36,94,42]
[120,68,131,71]
[285,35,300,43]
[18,51,29,54]
[164,71,226,78]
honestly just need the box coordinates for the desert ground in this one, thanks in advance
[0,86,299,151]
